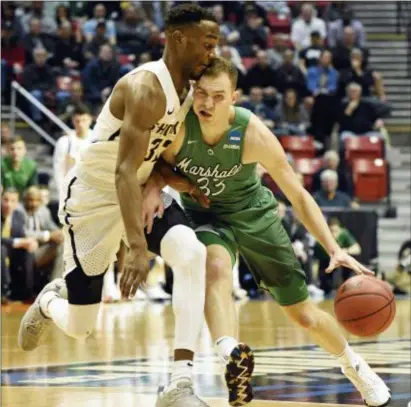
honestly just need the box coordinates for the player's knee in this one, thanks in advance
[161,225,206,270]
[206,257,232,286]
[286,303,319,330]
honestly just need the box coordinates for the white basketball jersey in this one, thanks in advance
[75,59,193,190]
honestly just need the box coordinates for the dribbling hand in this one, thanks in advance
[119,247,150,299]
[326,249,374,276]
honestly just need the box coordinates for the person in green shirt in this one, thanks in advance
[314,217,361,294]
[1,137,38,197]
[144,57,390,407]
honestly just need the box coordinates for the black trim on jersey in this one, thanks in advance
[108,129,121,141]
[63,176,82,270]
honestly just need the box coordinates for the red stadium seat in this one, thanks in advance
[267,12,291,33]
[118,54,133,65]
[56,76,73,92]
[344,136,384,163]
[294,158,324,190]
[352,158,388,202]
[241,57,256,70]
[280,136,316,159]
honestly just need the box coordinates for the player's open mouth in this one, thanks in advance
[199,110,212,118]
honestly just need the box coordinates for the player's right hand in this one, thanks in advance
[120,247,150,299]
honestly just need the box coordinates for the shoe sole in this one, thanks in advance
[364,395,391,407]
[225,343,255,406]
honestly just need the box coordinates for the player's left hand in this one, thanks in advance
[326,249,374,276]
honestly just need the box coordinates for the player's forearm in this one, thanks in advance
[115,170,147,250]
[291,190,340,256]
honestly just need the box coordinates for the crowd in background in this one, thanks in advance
[1,1,404,305]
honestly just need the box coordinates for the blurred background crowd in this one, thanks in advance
[1,1,410,306]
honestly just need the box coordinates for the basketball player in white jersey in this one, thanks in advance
[18,5,220,407]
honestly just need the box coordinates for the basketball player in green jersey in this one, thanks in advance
[144,57,391,407]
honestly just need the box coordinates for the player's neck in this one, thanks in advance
[162,52,190,97]
[200,119,230,146]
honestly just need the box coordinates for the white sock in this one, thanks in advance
[169,360,194,389]
[335,342,358,368]
[216,336,239,361]
[39,291,60,318]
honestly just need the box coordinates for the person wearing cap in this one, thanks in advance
[82,3,116,46]
[298,30,326,74]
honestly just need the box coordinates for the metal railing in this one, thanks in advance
[396,1,411,77]
[10,81,73,146]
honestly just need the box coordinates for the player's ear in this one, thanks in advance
[172,30,188,49]
[232,90,240,105]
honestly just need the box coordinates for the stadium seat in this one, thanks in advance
[267,12,291,33]
[294,158,324,190]
[344,136,384,163]
[352,158,388,202]
[241,57,256,70]
[280,136,316,159]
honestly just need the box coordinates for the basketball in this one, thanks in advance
[334,275,396,337]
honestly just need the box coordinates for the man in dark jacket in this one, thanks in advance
[81,44,121,110]
[1,188,37,302]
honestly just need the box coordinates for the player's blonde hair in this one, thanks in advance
[202,57,238,90]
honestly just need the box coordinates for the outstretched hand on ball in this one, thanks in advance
[326,249,374,275]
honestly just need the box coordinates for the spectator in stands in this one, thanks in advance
[147,24,165,61]
[256,1,290,17]
[338,82,386,141]
[82,44,121,110]
[243,50,277,97]
[323,1,349,23]
[332,26,369,72]
[54,4,71,28]
[83,20,110,61]
[298,31,325,75]
[21,1,58,36]
[212,4,239,44]
[327,7,366,48]
[390,240,411,295]
[1,123,11,156]
[57,81,89,124]
[338,49,386,101]
[39,184,59,226]
[240,87,277,130]
[291,3,326,50]
[50,21,84,73]
[53,104,93,192]
[307,50,339,96]
[313,169,354,208]
[83,3,116,45]
[22,48,71,123]
[307,50,339,145]
[237,7,268,57]
[1,188,37,303]
[1,137,38,197]
[314,217,361,294]
[266,33,288,69]
[22,17,55,64]
[23,186,64,289]
[312,150,352,196]
[116,4,152,55]
[218,45,246,88]
[1,20,25,73]
[275,49,307,97]
[274,88,310,135]
[1,2,24,40]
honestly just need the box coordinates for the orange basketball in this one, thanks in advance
[334,275,396,337]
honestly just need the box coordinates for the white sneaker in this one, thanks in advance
[307,284,324,297]
[342,355,391,407]
[134,289,148,301]
[145,284,171,301]
[156,381,209,407]
[18,278,66,351]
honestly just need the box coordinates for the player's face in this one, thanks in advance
[182,21,219,80]
[193,73,235,124]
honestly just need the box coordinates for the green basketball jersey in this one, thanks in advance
[175,107,267,213]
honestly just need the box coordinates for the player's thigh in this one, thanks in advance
[238,214,309,307]
[196,231,236,284]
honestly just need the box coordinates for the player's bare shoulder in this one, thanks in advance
[110,71,167,126]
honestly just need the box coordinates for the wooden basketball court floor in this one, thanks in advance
[1,298,410,407]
